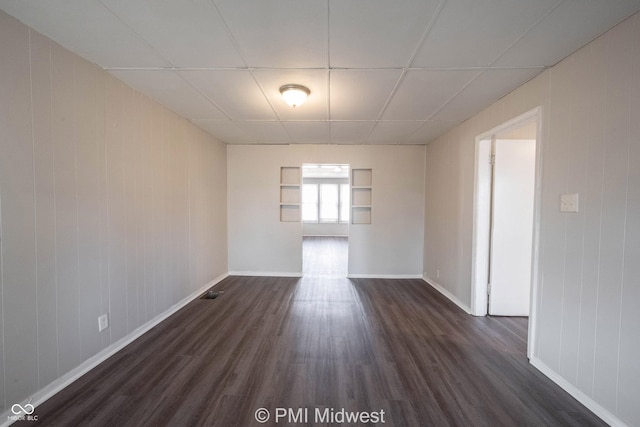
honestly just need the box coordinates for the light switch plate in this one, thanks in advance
[560,193,579,213]
[98,313,109,332]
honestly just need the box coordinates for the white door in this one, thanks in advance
[488,139,536,316]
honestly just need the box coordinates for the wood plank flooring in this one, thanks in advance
[31,239,604,426]
[303,236,348,276]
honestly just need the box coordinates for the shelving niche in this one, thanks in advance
[351,168,372,224]
[280,166,301,222]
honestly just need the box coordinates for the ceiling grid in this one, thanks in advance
[1,0,638,144]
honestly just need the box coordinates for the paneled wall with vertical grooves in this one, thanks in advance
[424,12,640,426]
[0,11,228,412]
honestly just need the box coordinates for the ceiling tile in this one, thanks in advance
[100,0,244,68]
[404,120,459,144]
[432,68,542,122]
[412,0,557,68]
[283,122,331,143]
[0,0,169,67]
[191,119,254,144]
[214,0,327,68]
[3,0,639,146]
[180,70,276,120]
[367,121,424,144]
[329,0,441,68]
[331,122,375,143]
[253,69,328,121]
[381,69,479,120]
[109,70,226,120]
[330,70,401,120]
[235,121,291,143]
[495,1,640,67]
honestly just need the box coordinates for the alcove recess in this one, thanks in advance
[351,168,372,224]
[279,166,301,222]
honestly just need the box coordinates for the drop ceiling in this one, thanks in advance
[1,0,639,145]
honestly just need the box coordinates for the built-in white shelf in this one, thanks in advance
[352,168,372,187]
[352,206,372,224]
[280,186,300,205]
[280,167,301,185]
[351,168,372,224]
[352,187,372,206]
[280,205,301,222]
[280,166,301,222]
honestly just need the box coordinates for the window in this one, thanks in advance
[302,184,318,222]
[340,183,350,222]
[302,183,350,223]
[319,184,339,222]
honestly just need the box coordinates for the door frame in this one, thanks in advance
[470,107,544,359]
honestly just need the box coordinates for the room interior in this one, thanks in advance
[1,1,639,425]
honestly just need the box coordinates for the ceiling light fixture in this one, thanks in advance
[279,84,310,108]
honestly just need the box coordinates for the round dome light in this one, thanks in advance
[279,84,310,108]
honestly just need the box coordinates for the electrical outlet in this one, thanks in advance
[560,193,579,213]
[98,313,109,332]
[436,269,440,279]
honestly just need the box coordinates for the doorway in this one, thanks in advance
[489,134,536,315]
[471,108,542,358]
[301,164,350,276]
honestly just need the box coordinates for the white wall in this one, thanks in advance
[424,12,640,426]
[0,11,228,414]
[228,144,425,277]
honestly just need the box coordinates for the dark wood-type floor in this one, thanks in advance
[303,236,348,276]
[31,238,604,426]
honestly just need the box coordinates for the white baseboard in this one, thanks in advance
[302,234,348,238]
[529,357,626,427]
[347,273,423,279]
[228,271,303,278]
[421,276,618,425]
[422,275,472,314]
[0,272,229,427]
